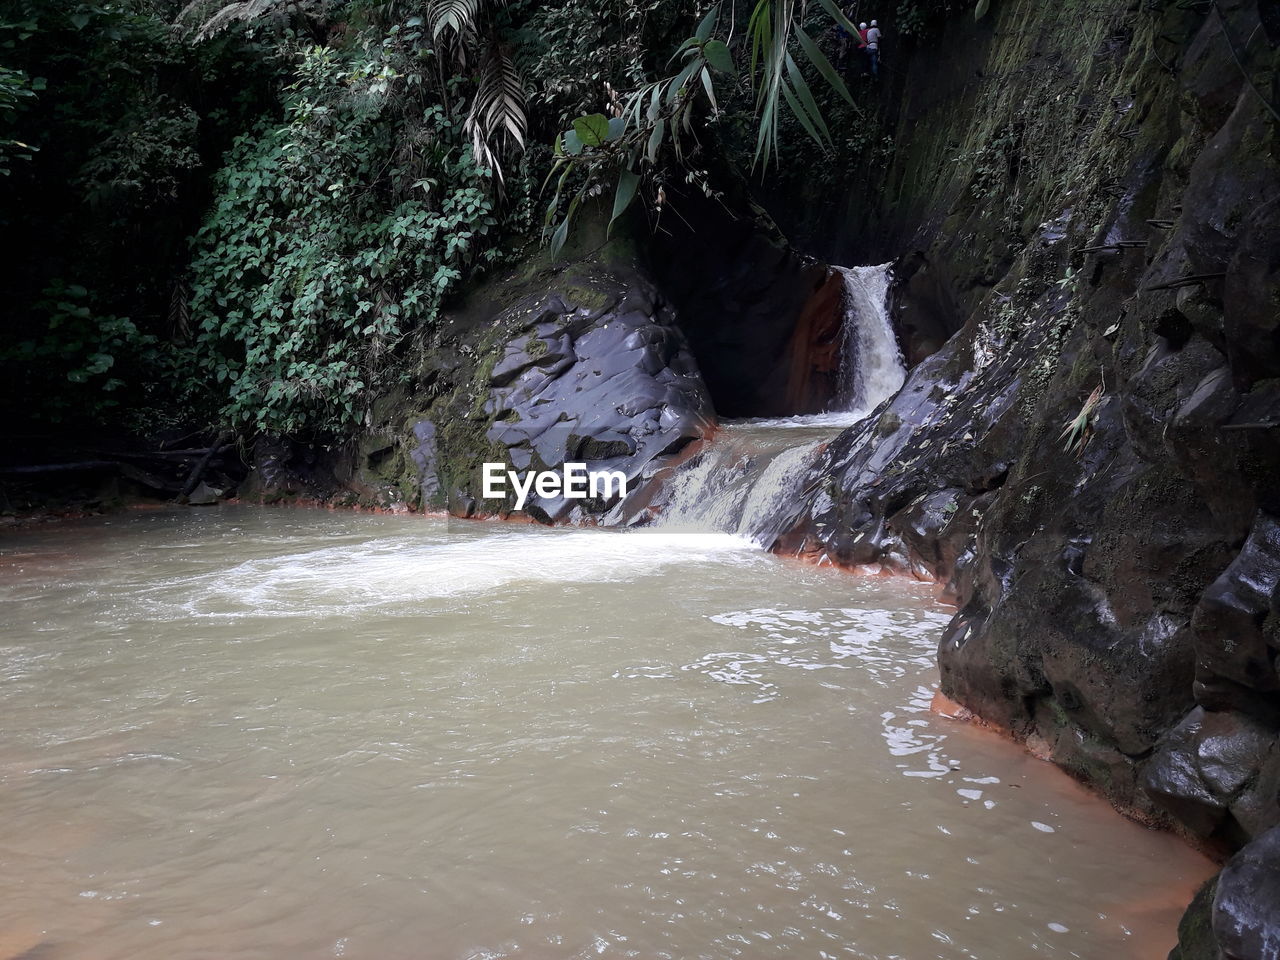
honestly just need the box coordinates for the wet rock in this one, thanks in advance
[408,420,441,508]
[1179,2,1253,130]
[1144,706,1278,840]
[240,436,340,503]
[679,0,1280,945]
[1168,877,1220,960]
[185,482,224,506]
[1122,336,1225,467]
[1230,739,1280,840]
[648,188,836,417]
[891,250,963,366]
[1165,365,1251,535]
[1192,513,1280,720]
[1212,826,1280,960]
[480,279,713,522]
[1224,200,1280,388]
[1180,87,1278,308]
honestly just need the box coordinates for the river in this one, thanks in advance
[0,507,1210,960]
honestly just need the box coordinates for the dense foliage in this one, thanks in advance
[0,0,276,427]
[2,0,960,440]
[185,37,503,434]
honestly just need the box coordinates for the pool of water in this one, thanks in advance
[0,507,1210,959]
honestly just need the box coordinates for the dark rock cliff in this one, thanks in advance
[752,1,1280,954]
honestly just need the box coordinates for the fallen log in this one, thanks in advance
[180,437,234,499]
[0,461,118,475]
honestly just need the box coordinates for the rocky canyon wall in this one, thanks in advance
[761,2,1280,954]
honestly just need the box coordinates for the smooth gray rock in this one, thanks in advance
[482,282,714,521]
[409,420,441,507]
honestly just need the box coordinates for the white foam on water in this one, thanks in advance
[167,528,761,619]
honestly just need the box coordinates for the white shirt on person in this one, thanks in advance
[866,26,881,48]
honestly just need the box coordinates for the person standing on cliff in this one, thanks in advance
[865,19,882,78]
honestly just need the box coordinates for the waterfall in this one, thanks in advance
[651,263,905,544]
[835,264,906,418]
[646,426,828,546]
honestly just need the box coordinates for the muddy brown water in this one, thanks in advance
[0,507,1210,959]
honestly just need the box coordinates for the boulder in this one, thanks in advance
[1192,513,1280,720]
[1212,826,1280,960]
[481,279,714,522]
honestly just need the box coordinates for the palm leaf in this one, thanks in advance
[609,168,640,236]
[428,0,480,40]
[1059,386,1104,457]
[466,48,526,183]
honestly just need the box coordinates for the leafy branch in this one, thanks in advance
[746,0,858,168]
[540,5,735,258]
[541,0,862,257]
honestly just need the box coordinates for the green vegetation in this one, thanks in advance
[184,40,502,434]
[1,0,960,440]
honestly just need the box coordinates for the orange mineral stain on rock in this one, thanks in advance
[930,688,974,721]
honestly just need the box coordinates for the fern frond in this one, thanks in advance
[428,0,481,41]
[466,47,526,183]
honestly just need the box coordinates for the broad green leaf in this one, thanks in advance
[573,113,610,147]
[755,83,778,166]
[542,163,572,224]
[647,118,665,163]
[700,67,718,112]
[606,116,626,141]
[550,195,582,259]
[702,39,734,74]
[609,168,640,236]
[563,129,584,155]
[747,0,771,83]
[695,5,718,43]
[780,80,824,147]
[668,36,701,66]
[975,0,991,19]
[666,60,700,106]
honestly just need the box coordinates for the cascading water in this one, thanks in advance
[835,264,907,416]
[654,263,906,545]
